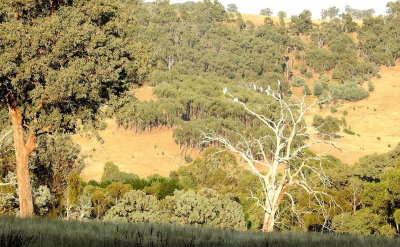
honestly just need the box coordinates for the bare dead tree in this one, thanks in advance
[203,82,340,232]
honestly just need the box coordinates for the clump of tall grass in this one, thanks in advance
[0,217,399,247]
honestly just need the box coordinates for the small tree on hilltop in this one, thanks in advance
[227,4,238,13]
[204,84,339,232]
[260,8,273,16]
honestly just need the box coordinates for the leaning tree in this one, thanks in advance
[204,83,339,232]
[0,0,151,217]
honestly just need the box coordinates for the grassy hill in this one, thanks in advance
[74,86,200,181]
[76,62,400,180]
[240,13,363,26]
[307,62,400,164]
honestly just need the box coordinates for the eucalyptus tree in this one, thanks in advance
[260,8,273,16]
[321,7,340,20]
[227,4,238,13]
[0,0,150,217]
[204,85,338,232]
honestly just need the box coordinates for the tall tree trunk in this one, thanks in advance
[262,211,275,232]
[9,106,34,217]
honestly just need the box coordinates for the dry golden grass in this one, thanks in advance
[75,87,199,181]
[241,14,289,26]
[133,86,157,101]
[305,63,400,164]
[240,13,363,27]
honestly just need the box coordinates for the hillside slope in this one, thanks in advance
[308,63,400,164]
[75,87,199,181]
[76,63,400,181]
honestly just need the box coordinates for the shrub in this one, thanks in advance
[143,178,181,199]
[299,64,307,75]
[368,81,375,92]
[162,189,246,230]
[292,77,305,87]
[184,155,193,163]
[101,163,139,183]
[330,106,337,113]
[313,83,324,96]
[303,84,312,95]
[104,190,162,223]
[331,83,369,102]
[312,115,341,138]
[343,110,348,116]
[344,129,355,135]
[305,71,313,78]
[98,121,108,131]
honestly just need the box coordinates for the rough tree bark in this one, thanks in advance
[8,105,35,217]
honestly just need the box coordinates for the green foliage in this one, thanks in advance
[0,0,151,137]
[290,10,313,35]
[312,115,341,138]
[303,84,312,95]
[183,155,193,163]
[32,135,84,197]
[332,208,390,236]
[226,4,238,13]
[162,189,246,230]
[354,144,400,182]
[321,6,340,20]
[171,148,262,229]
[101,162,139,183]
[368,81,375,92]
[143,177,181,199]
[260,8,272,16]
[331,83,369,102]
[33,186,53,216]
[313,83,324,96]
[106,182,132,204]
[104,190,162,223]
[292,77,305,87]
[343,129,355,135]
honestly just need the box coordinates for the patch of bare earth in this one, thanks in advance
[75,87,199,181]
[305,63,400,164]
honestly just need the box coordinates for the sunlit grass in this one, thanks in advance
[0,217,399,247]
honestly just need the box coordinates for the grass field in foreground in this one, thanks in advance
[0,217,399,247]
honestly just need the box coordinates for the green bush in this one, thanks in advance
[292,77,305,87]
[331,83,369,102]
[101,163,139,183]
[312,115,341,138]
[330,106,337,113]
[305,71,313,78]
[303,84,312,95]
[184,155,193,163]
[368,81,375,92]
[313,83,324,96]
[343,129,355,135]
